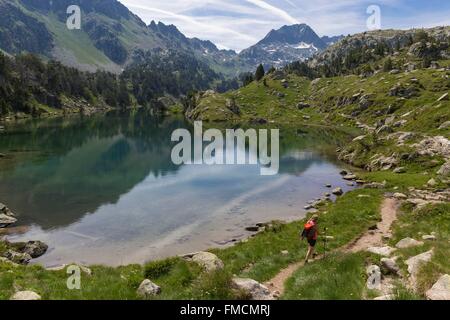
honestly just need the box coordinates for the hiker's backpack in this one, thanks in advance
[301,221,316,239]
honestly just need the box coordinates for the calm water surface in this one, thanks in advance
[0,112,354,266]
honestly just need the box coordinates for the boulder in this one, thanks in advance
[393,193,407,200]
[182,252,224,272]
[0,214,17,228]
[427,178,437,187]
[10,291,41,300]
[395,237,424,249]
[422,235,437,241]
[426,274,450,300]
[0,203,17,228]
[437,161,450,176]
[381,258,400,275]
[366,246,396,257]
[406,250,433,276]
[393,167,406,174]
[231,278,274,300]
[137,279,161,298]
[366,265,382,290]
[439,121,450,130]
[297,102,310,110]
[343,174,357,181]
[4,250,32,265]
[332,188,343,196]
[22,241,48,258]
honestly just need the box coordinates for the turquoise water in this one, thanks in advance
[0,112,354,266]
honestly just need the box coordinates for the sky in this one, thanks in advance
[119,0,450,52]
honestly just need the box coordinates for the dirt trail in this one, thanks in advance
[345,197,398,253]
[264,198,399,297]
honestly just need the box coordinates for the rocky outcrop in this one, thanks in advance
[21,241,48,259]
[10,291,41,300]
[137,279,161,298]
[426,274,450,300]
[3,250,32,265]
[231,277,274,300]
[182,252,224,272]
[412,136,450,159]
[0,203,17,228]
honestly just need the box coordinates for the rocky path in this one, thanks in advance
[264,197,399,298]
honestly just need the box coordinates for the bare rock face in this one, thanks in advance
[137,279,161,298]
[231,278,274,300]
[182,252,224,272]
[426,274,450,300]
[395,237,424,249]
[10,291,41,300]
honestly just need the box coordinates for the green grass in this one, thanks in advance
[282,252,369,300]
[390,203,450,296]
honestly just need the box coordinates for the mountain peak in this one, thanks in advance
[258,23,326,50]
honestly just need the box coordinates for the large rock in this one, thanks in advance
[231,278,274,300]
[381,258,400,275]
[22,241,48,258]
[406,250,433,276]
[366,246,396,257]
[182,252,224,272]
[10,291,41,300]
[0,203,17,228]
[426,274,450,300]
[332,187,343,196]
[4,250,32,265]
[137,279,161,298]
[395,237,424,249]
[366,265,382,290]
[437,161,450,176]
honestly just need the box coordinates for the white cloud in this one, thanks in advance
[119,0,450,52]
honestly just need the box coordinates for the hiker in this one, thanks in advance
[301,214,319,263]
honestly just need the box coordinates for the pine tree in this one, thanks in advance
[255,64,265,81]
